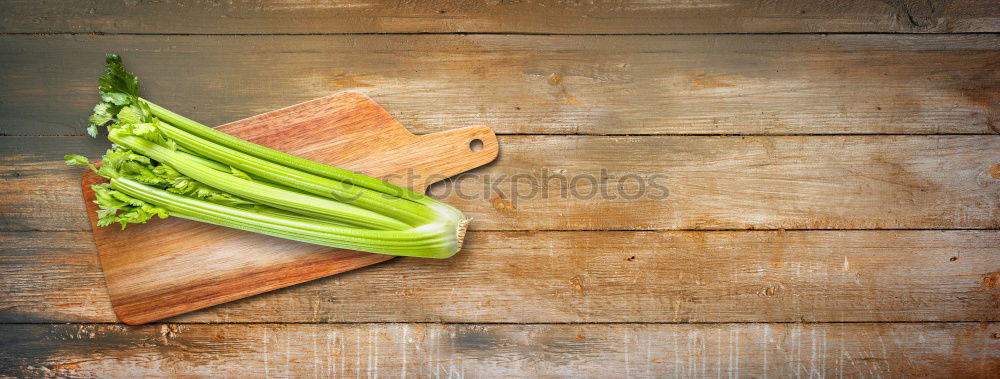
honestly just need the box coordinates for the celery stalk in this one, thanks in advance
[112,178,464,258]
[143,99,435,205]
[110,133,412,231]
[154,120,438,225]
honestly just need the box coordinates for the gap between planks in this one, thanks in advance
[1,320,998,326]
[12,132,1000,140]
[14,228,1000,233]
[3,32,1000,37]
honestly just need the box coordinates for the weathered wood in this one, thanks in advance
[1,322,998,377]
[82,92,498,325]
[1,34,997,136]
[4,135,998,232]
[3,230,998,323]
[2,0,998,34]
[0,231,112,323]
[2,3,997,375]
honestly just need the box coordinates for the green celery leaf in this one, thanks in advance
[95,208,120,227]
[116,106,143,124]
[101,92,131,106]
[64,154,91,166]
[91,182,168,229]
[87,54,144,138]
[89,103,114,126]
[64,154,98,173]
[99,54,139,100]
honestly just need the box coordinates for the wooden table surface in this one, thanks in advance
[2,1,999,377]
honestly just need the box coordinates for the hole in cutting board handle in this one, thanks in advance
[469,139,484,152]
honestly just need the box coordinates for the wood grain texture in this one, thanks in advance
[1,34,997,136]
[3,230,998,323]
[1,0,998,34]
[80,92,497,325]
[5,135,998,232]
[2,323,998,378]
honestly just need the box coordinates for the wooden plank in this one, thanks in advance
[1,34,997,136]
[4,136,998,232]
[0,231,112,322]
[1,322,998,377]
[3,230,998,323]
[0,137,103,232]
[2,0,998,34]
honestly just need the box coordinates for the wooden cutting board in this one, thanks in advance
[80,91,498,325]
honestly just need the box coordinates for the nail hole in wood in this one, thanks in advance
[469,139,484,152]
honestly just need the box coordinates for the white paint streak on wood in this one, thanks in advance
[734,328,740,379]
[356,331,362,379]
[327,331,334,379]
[728,328,735,378]
[838,333,845,379]
[370,328,378,379]
[689,329,697,377]
[811,328,821,379]
[717,328,723,378]
[701,329,707,376]
[264,328,270,378]
[313,330,319,378]
[798,324,806,379]
[646,331,652,378]
[401,325,408,379]
[285,329,292,379]
[876,332,889,379]
[8,323,978,377]
[670,328,691,378]
[434,326,440,379]
[762,324,769,379]
[625,328,631,378]
[822,330,828,379]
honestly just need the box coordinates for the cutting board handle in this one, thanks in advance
[401,125,499,189]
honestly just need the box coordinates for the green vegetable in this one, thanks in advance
[67,55,467,258]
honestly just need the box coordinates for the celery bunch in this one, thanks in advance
[67,55,467,258]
